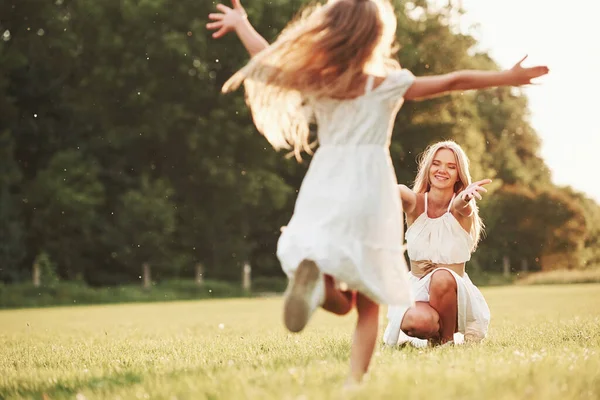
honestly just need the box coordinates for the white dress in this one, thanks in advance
[383,193,491,345]
[276,69,416,306]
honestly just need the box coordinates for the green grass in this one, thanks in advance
[1,284,599,399]
[516,269,600,285]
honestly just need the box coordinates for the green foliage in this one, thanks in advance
[110,176,176,279]
[0,0,598,291]
[26,150,105,280]
[33,251,60,286]
[477,185,588,272]
[0,132,25,282]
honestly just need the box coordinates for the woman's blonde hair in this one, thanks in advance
[413,140,484,250]
[223,0,400,160]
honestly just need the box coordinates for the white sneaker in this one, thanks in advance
[384,327,429,349]
[453,332,465,345]
[407,336,429,348]
[383,309,430,349]
[283,259,324,333]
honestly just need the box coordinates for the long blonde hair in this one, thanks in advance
[413,141,484,250]
[222,0,400,160]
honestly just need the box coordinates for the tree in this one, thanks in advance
[109,176,176,284]
[477,185,588,272]
[0,132,25,282]
[27,150,105,280]
[0,0,598,286]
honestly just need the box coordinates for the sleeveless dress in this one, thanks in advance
[383,192,491,345]
[276,69,416,306]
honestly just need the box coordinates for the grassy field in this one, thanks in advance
[516,269,600,285]
[1,284,599,400]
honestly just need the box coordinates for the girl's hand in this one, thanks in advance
[206,0,247,39]
[508,55,549,85]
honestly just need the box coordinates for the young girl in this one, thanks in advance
[208,0,548,384]
[383,141,492,348]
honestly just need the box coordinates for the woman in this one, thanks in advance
[383,141,492,346]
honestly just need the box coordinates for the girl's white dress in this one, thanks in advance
[277,69,416,307]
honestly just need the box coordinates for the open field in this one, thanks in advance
[1,284,599,399]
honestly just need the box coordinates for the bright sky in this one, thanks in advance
[433,0,600,203]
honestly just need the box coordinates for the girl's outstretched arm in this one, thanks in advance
[207,0,269,57]
[404,56,549,101]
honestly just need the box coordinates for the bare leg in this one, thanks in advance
[428,269,458,344]
[346,292,379,385]
[321,274,353,315]
[401,301,440,340]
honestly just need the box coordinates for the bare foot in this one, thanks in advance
[343,376,362,391]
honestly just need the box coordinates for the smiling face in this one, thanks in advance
[428,148,459,190]
[412,140,483,249]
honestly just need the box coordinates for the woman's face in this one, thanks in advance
[429,148,459,191]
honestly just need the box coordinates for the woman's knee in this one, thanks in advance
[401,304,440,338]
[430,269,457,294]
